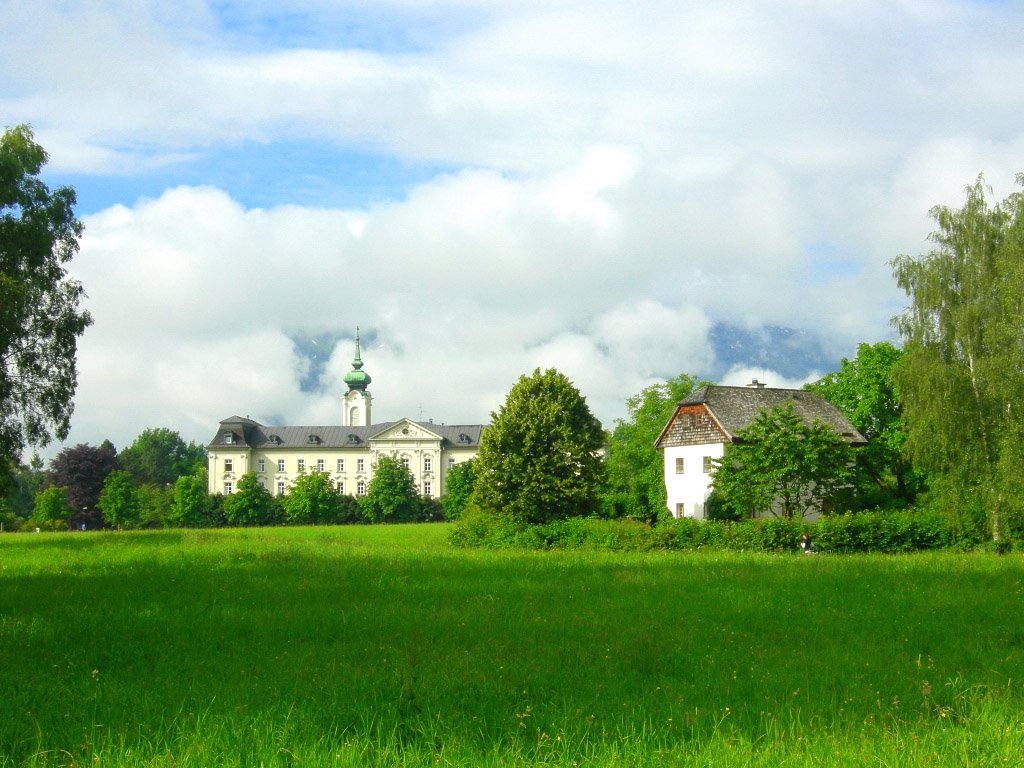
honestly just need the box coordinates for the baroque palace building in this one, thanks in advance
[206,333,483,498]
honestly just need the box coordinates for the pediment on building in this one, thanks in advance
[369,418,444,443]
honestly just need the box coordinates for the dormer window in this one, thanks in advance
[223,432,234,444]
[308,434,320,444]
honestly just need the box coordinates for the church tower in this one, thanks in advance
[342,329,372,427]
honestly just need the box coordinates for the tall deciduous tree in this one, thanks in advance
[118,428,206,487]
[168,470,214,528]
[30,485,73,531]
[441,459,476,521]
[472,368,605,525]
[46,441,117,528]
[0,125,91,487]
[361,454,419,523]
[712,403,855,520]
[283,471,343,525]
[891,174,1024,542]
[223,472,277,526]
[604,374,704,523]
[98,470,141,529]
[806,343,924,509]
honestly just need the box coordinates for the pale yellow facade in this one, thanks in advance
[206,335,482,498]
[207,417,480,498]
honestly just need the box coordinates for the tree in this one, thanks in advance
[46,441,117,529]
[805,343,924,509]
[29,485,73,531]
[441,459,476,520]
[118,428,206,487]
[135,483,173,529]
[361,454,419,523]
[97,469,141,529]
[712,403,855,520]
[891,174,1024,542]
[223,472,277,526]
[472,368,605,525]
[0,454,44,528]
[0,125,91,488]
[603,374,704,523]
[283,471,343,525]
[168,470,214,528]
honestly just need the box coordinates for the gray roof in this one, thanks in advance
[679,386,867,444]
[209,417,483,450]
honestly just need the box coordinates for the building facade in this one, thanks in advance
[654,380,866,520]
[206,334,483,498]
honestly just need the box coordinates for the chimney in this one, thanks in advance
[747,378,767,388]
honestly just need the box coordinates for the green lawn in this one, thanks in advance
[1,525,1022,766]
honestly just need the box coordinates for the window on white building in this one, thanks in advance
[317,459,325,472]
[402,456,410,470]
[675,457,685,474]
[277,459,285,473]
[277,481,285,496]
[357,459,365,473]
[297,459,305,472]
[423,481,432,496]
[224,482,233,495]
[337,481,345,494]
[357,480,366,496]
[703,456,713,473]
[257,459,265,473]
[448,457,455,470]
[337,458,345,473]
[223,432,233,444]
[676,503,685,517]
[424,457,432,472]
[224,459,233,472]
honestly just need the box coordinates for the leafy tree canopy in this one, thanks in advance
[30,485,73,531]
[441,459,476,521]
[98,469,141,529]
[361,453,419,523]
[603,373,705,523]
[712,403,855,520]
[806,342,924,508]
[472,368,605,525]
[891,173,1024,541]
[0,125,91,487]
[224,472,278,527]
[283,470,343,525]
[118,428,206,487]
[46,440,117,528]
[168,470,215,528]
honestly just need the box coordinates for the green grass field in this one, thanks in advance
[1,525,1022,766]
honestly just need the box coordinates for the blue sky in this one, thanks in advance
[4,0,1023,454]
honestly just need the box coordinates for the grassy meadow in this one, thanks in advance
[1,524,1023,766]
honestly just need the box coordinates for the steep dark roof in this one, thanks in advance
[208,419,483,450]
[679,386,866,444]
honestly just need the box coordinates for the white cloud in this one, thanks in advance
[6,0,1023,457]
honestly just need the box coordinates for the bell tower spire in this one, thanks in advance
[342,327,373,426]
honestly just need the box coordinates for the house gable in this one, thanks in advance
[655,404,729,449]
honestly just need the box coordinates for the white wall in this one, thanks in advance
[663,442,725,519]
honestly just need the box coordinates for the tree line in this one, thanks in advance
[2,124,1022,544]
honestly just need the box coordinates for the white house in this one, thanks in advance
[206,333,483,498]
[654,380,866,520]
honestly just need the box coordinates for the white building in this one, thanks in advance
[206,333,483,498]
[654,380,865,520]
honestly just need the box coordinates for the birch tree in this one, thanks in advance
[891,173,1024,542]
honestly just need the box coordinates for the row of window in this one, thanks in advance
[222,478,434,497]
[223,457,448,474]
[675,456,715,474]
